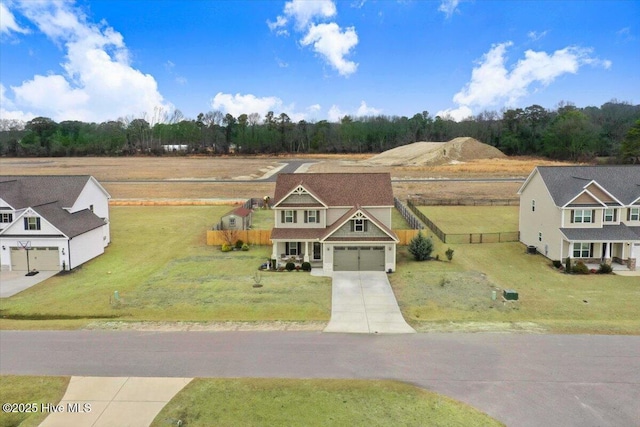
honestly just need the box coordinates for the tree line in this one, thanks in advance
[1,101,639,162]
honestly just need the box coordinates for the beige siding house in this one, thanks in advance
[518,166,640,270]
[271,173,399,272]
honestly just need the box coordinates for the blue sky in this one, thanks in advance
[1,0,638,124]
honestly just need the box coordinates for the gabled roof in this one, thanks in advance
[223,206,252,218]
[520,166,640,207]
[0,175,108,238]
[273,173,394,207]
[321,206,398,242]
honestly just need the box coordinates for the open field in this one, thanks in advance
[418,206,519,234]
[0,206,331,329]
[392,242,640,334]
[151,378,502,427]
[0,376,70,427]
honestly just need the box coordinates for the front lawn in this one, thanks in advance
[392,242,640,334]
[417,205,519,234]
[151,378,503,427]
[0,206,331,329]
[0,376,69,427]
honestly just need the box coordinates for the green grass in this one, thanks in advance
[417,206,519,234]
[0,376,69,427]
[392,242,640,334]
[151,378,503,427]
[0,206,331,328]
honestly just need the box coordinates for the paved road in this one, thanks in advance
[1,331,638,427]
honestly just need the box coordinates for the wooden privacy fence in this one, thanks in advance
[207,230,273,246]
[207,229,422,246]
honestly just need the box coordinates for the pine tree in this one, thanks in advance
[408,231,434,261]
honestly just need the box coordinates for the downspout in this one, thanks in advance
[67,239,72,270]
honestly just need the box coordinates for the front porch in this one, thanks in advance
[562,240,638,271]
[271,240,323,268]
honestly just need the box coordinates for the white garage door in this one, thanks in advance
[10,247,60,271]
[333,246,385,271]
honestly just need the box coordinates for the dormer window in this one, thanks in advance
[352,218,368,232]
[603,208,617,222]
[0,213,13,223]
[24,217,41,230]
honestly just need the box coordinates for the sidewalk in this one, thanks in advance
[39,377,192,427]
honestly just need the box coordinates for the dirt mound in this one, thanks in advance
[365,137,506,166]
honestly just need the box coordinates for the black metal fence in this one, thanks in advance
[406,199,519,244]
[410,197,519,206]
[394,197,424,230]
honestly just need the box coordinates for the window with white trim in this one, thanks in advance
[286,242,299,256]
[572,242,592,258]
[531,200,535,212]
[229,217,236,227]
[284,210,294,223]
[24,217,41,230]
[572,209,593,223]
[538,232,542,242]
[305,210,318,223]
[603,208,617,222]
[630,207,640,221]
[0,213,13,223]
[354,219,365,232]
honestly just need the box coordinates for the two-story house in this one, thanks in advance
[518,166,640,270]
[270,173,399,272]
[0,175,111,272]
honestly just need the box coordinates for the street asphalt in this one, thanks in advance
[1,331,638,427]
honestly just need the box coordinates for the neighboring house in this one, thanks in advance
[270,173,399,272]
[220,206,252,230]
[518,166,640,270]
[0,175,111,272]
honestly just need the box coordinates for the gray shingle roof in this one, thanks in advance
[560,225,640,241]
[536,166,640,206]
[0,175,107,238]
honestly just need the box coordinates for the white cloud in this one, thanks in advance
[435,105,473,122]
[2,1,171,122]
[527,30,548,41]
[356,100,381,116]
[0,83,33,122]
[438,0,460,18]
[212,92,284,118]
[269,0,336,31]
[327,100,381,122]
[0,2,29,35]
[300,22,358,76]
[441,41,612,120]
[269,1,358,77]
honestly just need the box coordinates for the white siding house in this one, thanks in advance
[0,175,111,271]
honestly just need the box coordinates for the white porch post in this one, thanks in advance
[271,242,279,264]
[304,241,310,262]
[604,242,611,259]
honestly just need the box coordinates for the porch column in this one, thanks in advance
[604,242,611,264]
[271,242,279,265]
[304,241,310,262]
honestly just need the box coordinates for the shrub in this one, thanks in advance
[221,243,232,252]
[301,262,311,272]
[572,261,589,275]
[565,257,572,273]
[597,263,613,274]
[285,262,295,272]
[445,247,454,261]
[408,231,434,261]
[241,243,249,251]
[552,260,562,269]
[235,239,244,249]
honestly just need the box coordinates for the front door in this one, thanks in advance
[313,242,321,260]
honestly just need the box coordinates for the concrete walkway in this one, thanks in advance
[324,271,415,334]
[0,270,58,298]
[39,377,192,427]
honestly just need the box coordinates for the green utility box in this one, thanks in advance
[503,290,519,301]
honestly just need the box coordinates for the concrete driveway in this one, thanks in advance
[324,271,415,334]
[0,270,58,298]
